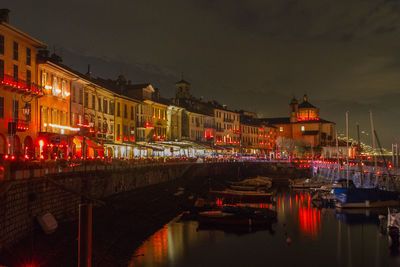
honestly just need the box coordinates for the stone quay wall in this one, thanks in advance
[0,162,310,250]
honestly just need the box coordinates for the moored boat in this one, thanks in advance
[197,206,276,226]
[209,189,274,203]
[336,188,400,208]
[289,178,326,189]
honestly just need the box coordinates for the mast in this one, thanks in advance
[346,111,349,188]
[336,130,340,180]
[357,122,363,186]
[369,111,377,170]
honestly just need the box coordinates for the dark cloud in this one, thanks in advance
[3,0,400,147]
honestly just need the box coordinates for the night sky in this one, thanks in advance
[4,0,400,148]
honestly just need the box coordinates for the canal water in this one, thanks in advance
[129,189,400,267]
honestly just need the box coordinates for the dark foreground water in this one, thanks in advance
[129,190,400,267]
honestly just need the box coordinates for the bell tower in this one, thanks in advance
[175,79,191,99]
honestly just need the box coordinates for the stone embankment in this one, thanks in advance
[0,161,309,266]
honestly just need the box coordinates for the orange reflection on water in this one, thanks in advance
[129,225,168,266]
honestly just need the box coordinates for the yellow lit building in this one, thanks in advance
[113,94,139,157]
[147,99,168,141]
[214,107,240,152]
[0,9,46,157]
[37,53,77,159]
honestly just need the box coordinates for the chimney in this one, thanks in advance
[86,64,91,78]
[0,9,10,24]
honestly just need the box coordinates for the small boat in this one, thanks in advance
[209,189,273,203]
[311,191,336,207]
[228,176,272,189]
[336,188,400,208]
[289,178,326,189]
[330,179,356,195]
[197,206,276,226]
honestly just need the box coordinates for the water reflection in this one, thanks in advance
[130,190,400,267]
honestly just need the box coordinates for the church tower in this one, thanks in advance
[175,79,191,99]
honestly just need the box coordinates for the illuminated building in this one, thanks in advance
[261,94,335,149]
[213,106,240,152]
[146,89,168,142]
[113,93,140,158]
[182,109,214,143]
[0,9,46,157]
[166,105,183,141]
[37,52,77,159]
[239,111,277,156]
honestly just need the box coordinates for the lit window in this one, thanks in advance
[301,126,305,131]
[279,127,283,132]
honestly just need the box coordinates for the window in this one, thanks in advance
[41,71,47,87]
[98,97,102,112]
[26,48,31,66]
[72,87,76,103]
[0,97,3,118]
[130,106,134,120]
[0,35,3,54]
[13,65,18,81]
[117,124,120,137]
[110,102,114,115]
[117,102,120,117]
[301,126,305,131]
[79,88,83,104]
[124,104,127,118]
[13,41,18,60]
[103,99,108,114]
[13,99,19,120]
[84,92,88,107]
[92,95,95,109]
[0,59,3,78]
[279,126,283,132]
[26,70,31,86]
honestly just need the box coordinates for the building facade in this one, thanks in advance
[262,95,335,149]
[0,10,46,157]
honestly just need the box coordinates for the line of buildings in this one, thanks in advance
[0,9,336,160]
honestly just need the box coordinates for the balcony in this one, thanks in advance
[0,74,43,96]
[136,121,154,129]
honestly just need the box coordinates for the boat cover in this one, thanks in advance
[336,188,400,204]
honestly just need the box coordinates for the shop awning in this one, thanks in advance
[74,136,104,150]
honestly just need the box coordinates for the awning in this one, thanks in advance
[74,136,103,150]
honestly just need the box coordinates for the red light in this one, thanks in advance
[4,154,9,159]
[11,155,15,160]
[24,154,29,159]
[40,155,44,159]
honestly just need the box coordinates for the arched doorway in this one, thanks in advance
[24,136,34,159]
[0,134,6,155]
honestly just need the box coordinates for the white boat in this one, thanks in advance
[289,178,326,189]
[229,176,272,189]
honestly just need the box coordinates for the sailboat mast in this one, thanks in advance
[336,130,340,179]
[369,111,377,169]
[346,111,349,188]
